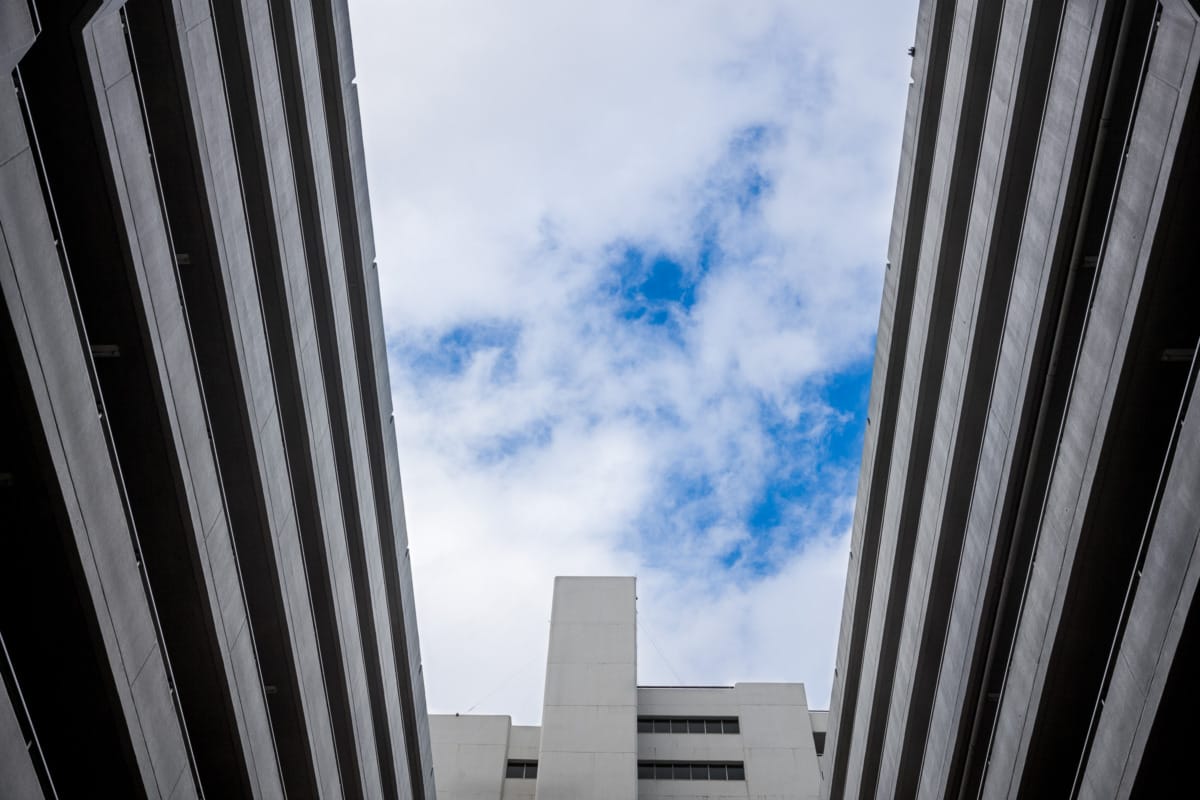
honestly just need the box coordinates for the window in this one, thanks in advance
[813,731,826,756]
[637,716,740,734]
[637,762,746,781]
[505,760,537,779]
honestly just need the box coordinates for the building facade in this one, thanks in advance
[0,0,434,797]
[822,0,1200,797]
[431,577,826,800]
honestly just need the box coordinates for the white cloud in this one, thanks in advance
[348,0,917,723]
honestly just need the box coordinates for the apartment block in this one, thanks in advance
[0,0,434,796]
[822,0,1200,796]
[431,577,825,800]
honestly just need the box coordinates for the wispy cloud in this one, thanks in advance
[349,0,917,723]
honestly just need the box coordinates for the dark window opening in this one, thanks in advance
[813,731,826,756]
[505,760,537,779]
[637,716,740,734]
[637,761,745,781]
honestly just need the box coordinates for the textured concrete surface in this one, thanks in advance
[0,51,198,798]
[82,9,283,795]
[0,0,435,796]
[163,0,341,791]
[1080,333,1200,797]
[431,716,510,800]
[0,677,42,800]
[822,0,1200,797]
[639,685,821,800]
[538,577,638,800]
[915,2,1104,792]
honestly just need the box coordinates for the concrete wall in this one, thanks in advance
[638,686,749,800]
[429,716,547,800]
[0,5,202,793]
[431,716,510,800]
[821,0,1200,796]
[638,685,821,800]
[0,0,436,796]
[537,576,638,800]
[502,726,540,800]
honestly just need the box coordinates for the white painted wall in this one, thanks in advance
[503,726,541,800]
[637,685,821,799]
[537,577,638,800]
[431,715,510,800]
[738,684,820,800]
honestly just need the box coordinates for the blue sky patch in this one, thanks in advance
[725,124,775,212]
[637,352,874,578]
[818,355,873,465]
[400,321,521,380]
[474,417,556,465]
[609,245,699,330]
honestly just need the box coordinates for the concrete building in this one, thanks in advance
[822,0,1200,797]
[0,0,434,797]
[431,577,826,800]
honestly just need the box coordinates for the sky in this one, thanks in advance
[346,0,918,724]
